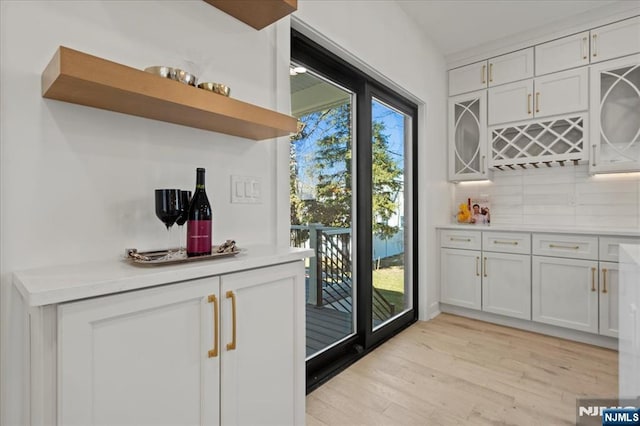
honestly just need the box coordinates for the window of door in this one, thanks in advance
[290,30,418,391]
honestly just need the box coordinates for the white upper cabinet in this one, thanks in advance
[590,54,640,174]
[591,16,640,64]
[448,90,488,181]
[535,31,590,76]
[449,60,487,96]
[488,48,534,87]
[488,67,588,125]
[533,67,589,119]
[488,79,533,125]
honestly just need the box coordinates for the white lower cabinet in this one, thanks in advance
[56,262,304,426]
[482,252,531,320]
[440,248,482,310]
[599,261,619,338]
[440,231,531,320]
[532,256,599,333]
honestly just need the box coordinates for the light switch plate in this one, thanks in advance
[231,175,262,204]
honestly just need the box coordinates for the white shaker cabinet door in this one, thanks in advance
[220,262,305,426]
[488,79,533,125]
[58,277,221,426]
[599,261,619,338]
[591,16,640,63]
[482,252,531,320]
[535,31,590,76]
[533,67,589,119]
[488,48,534,87]
[440,248,482,310]
[449,60,488,96]
[532,256,598,333]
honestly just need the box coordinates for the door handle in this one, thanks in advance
[527,94,532,115]
[602,268,608,294]
[592,144,597,167]
[483,257,487,278]
[481,155,486,174]
[226,291,237,351]
[489,63,493,82]
[482,64,486,84]
[592,34,598,57]
[535,92,540,113]
[207,294,219,358]
[476,257,480,277]
[591,267,596,292]
[582,36,588,60]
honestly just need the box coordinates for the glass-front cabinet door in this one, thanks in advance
[448,90,488,181]
[590,54,640,174]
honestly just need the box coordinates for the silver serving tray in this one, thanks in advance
[126,246,241,265]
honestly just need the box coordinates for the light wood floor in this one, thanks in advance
[306,313,617,425]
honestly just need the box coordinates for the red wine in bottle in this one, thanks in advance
[187,168,212,257]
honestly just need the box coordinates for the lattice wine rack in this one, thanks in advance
[489,113,588,170]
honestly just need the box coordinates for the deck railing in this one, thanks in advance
[291,224,395,321]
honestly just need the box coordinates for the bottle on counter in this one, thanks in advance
[187,168,212,257]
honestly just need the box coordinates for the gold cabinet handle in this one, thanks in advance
[207,294,219,358]
[591,267,596,292]
[549,244,580,250]
[226,291,237,351]
[450,237,471,242]
[527,94,532,115]
[483,257,487,278]
[476,257,480,277]
[494,240,518,245]
[602,268,608,294]
[592,33,598,57]
[592,144,597,167]
[481,64,486,84]
[489,63,493,82]
[582,36,588,60]
[535,92,540,113]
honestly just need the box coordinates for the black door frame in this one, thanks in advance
[292,29,419,392]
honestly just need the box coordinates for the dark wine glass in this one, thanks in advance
[175,190,191,255]
[155,189,182,258]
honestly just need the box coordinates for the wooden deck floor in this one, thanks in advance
[306,304,353,357]
[306,313,618,425]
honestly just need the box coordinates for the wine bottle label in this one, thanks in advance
[187,220,212,254]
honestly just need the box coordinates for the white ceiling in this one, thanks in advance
[395,0,622,58]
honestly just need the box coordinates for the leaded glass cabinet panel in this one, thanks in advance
[590,54,640,173]
[448,90,488,181]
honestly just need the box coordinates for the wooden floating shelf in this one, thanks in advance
[203,0,297,30]
[41,46,297,141]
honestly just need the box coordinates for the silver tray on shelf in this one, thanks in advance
[126,245,241,266]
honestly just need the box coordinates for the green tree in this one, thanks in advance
[290,103,402,239]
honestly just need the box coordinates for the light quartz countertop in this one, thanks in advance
[436,224,640,238]
[14,245,314,307]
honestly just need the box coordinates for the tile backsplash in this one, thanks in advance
[453,165,640,229]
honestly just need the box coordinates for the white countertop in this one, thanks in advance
[14,245,314,307]
[436,223,640,237]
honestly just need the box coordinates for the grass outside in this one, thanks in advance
[372,264,405,312]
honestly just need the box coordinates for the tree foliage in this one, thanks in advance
[290,103,402,240]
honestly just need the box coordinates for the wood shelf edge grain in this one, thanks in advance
[41,46,297,141]
[203,0,297,30]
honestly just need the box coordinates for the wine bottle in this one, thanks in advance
[187,168,212,257]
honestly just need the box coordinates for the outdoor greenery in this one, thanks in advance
[372,266,405,312]
[290,103,402,239]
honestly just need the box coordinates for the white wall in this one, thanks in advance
[0,1,290,424]
[293,0,449,321]
[453,166,640,229]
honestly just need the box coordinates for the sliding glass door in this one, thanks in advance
[290,30,418,391]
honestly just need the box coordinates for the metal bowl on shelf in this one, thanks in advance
[143,66,175,79]
[197,82,231,97]
[172,69,198,86]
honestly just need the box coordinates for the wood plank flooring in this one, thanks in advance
[306,313,618,425]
